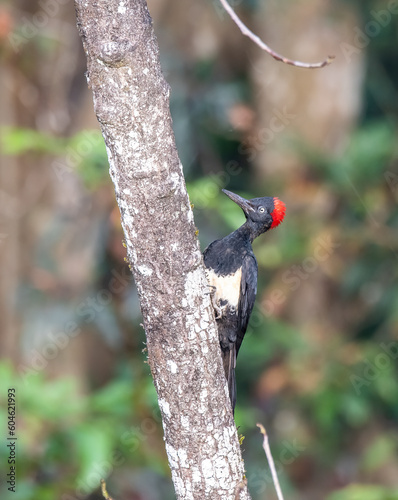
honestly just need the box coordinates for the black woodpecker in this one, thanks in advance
[203,189,286,413]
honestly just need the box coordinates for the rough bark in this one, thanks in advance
[74,1,251,499]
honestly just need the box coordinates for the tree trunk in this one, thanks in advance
[74,1,251,498]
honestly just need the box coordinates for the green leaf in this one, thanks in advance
[326,484,398,500]
[74,424,115,492]
[361,434,397,472]
[0,127,64,155]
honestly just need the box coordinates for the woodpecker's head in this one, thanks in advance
[222,189,286,239]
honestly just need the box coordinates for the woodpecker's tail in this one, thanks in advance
[222,344,237,414]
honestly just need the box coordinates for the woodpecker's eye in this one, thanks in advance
[258,207,265,213]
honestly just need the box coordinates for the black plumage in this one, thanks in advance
[203,189,285,412]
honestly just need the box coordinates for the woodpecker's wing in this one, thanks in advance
[236,254,258,354]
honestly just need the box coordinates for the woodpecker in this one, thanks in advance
[203,189,286,413]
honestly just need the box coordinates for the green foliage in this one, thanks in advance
[361,434,398,472]
[0,361,167,500]
[330,122,395,190]
[1,127,61,155]
[326,484,398,500]
[0,127,108,189]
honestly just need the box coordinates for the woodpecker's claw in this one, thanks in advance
[204,284,223,318]
[205,284,217,295]
[214,303,225,320]
[213,297,227,320]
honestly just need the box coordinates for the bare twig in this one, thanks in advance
[218,0,334,69]
[257,423,285,500]
[100,479,114,500]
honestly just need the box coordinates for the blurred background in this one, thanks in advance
[1,0,398,499]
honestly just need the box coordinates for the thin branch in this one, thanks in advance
[256,423,285,500]
[219,0,335,69]
[100,479,114,500]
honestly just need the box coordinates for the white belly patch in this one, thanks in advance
[206,268,242,309]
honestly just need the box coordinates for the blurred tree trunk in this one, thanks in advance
[74,1,250,499]
[0,0,109,385]
[0,70,19,361]
[251,0,364,176]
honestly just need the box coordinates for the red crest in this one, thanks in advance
[271,197,286,229]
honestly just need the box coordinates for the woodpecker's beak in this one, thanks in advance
[222,189,254,214]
